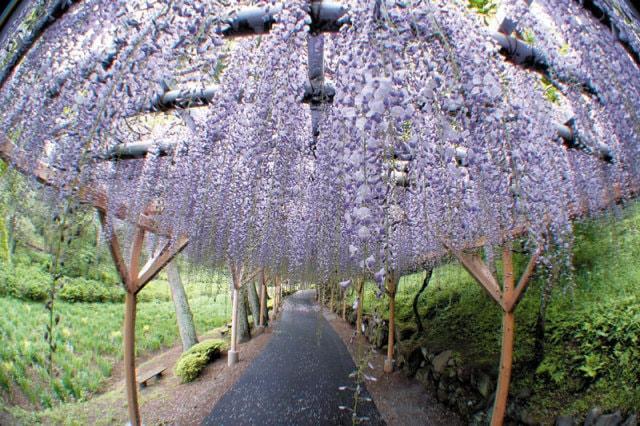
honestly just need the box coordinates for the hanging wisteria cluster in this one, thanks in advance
[0,0,639,290]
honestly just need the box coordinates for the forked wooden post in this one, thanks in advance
[355,277,364,337]
[443,241,541,426]
[99,211,188,426]
[494,246,515,424]
[384,270,398,373]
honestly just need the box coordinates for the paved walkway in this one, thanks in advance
[203,290,384,425]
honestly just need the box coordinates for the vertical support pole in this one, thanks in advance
[329,284,335,313]
[355,277,364,337]
[228,262,242,366]
[384,271,397,373]
[124,226,144,426]
[491,245,515,426]
[123,292,140,426]
[258,269,266,328]
[341,289,347,321]
[229,286,239,365]
[274,276,278,313]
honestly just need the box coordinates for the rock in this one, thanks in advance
[415,367,431,388]
[595,411,622,426]
[518,408,539,426]
[585,407,603,426]
[432,349,453,374]
[471,410,489,426]
[622,414,637,426]
[420,346,428,359]
[555,416,576,426]
[457,366,471,383]
[436,385,448,403]
[475,371,494,400]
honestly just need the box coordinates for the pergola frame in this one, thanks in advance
[0,1,635,426]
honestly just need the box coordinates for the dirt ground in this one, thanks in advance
[136,326,273,425]
[324,310,464,426]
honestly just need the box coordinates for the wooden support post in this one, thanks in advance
[341,288,347,321]
[98,210,188,426]
[228,262,243,366]
[492,246,515,426]
[123,292,140,426]
[274,275,281,314]
[444,241,541,426]
[258,268,266,328]
[384,271,398,373]
[355,277,364,337]
[329,284,335,313]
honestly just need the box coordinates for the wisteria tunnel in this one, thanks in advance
[0,0,639,425]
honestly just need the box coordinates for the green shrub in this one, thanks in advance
[174,339,225,383]
[1,264,51,301]
[174,352,208,383]
[59,277,124,303]
[185,339,225,360]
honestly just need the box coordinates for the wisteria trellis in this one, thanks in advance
[0,0,639,424]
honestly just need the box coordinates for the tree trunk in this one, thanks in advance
[146,240,198,352]
[166,260,199,351]
[247,280,261,328]
[237,285,251,343]
[412,268,433,334]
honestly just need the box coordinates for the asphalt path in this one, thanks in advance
[203,290,384,426]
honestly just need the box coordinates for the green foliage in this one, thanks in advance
[541,76,560,104]
[353,201,640,419]
[184,339,226,360]
[521,28,536,45]
[174,338,225,383]
[0,293,228,408]
[58,277,124,303]
[467,0,497,17]
[0,264,51,301]
[174,353,208,383]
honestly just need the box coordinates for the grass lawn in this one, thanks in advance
[0,278,231,409]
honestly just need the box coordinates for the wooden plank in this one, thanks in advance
[137,366,168,386]
[136,235,188,292]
